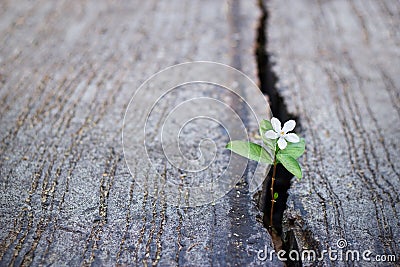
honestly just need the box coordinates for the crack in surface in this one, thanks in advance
[254,1,304,266]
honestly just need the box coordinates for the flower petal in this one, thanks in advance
[285,133,300,143]
[271,117,281,133]
[282,120,296,133]
[277,137,287,150]
[265,130,279,139]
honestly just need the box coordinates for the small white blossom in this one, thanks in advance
[265,117,300,150]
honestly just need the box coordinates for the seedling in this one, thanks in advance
[226,117,305,230]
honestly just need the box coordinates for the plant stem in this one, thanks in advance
[270,158,277,228]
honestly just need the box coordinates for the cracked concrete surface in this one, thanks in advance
[266,0,400,266]
[0,1,281,266]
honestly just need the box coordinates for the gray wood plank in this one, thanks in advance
[266,0,400,266]
[0,1,282,266]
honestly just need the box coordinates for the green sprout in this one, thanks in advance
[226,117,305,229]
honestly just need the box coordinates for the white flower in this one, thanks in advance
[265,117,300,150]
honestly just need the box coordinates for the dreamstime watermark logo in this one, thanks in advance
[250,239,397,263]
[336,238,347,249]
[122,62,273,207]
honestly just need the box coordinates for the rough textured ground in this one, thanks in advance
[0,1,282,266]
[266,0,400,266]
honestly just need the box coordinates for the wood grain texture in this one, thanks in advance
[0,1,281,266]
[266,0,400,266]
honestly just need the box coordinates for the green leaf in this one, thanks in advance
[276,153,302,179]
[259,119,273,136]
[274,192,279,200]
[277,138,305,159]
[259,119,277,152]
[226,141,273,164]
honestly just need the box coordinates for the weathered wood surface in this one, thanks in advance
[266,0,400,266]
[0,1,282,266]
